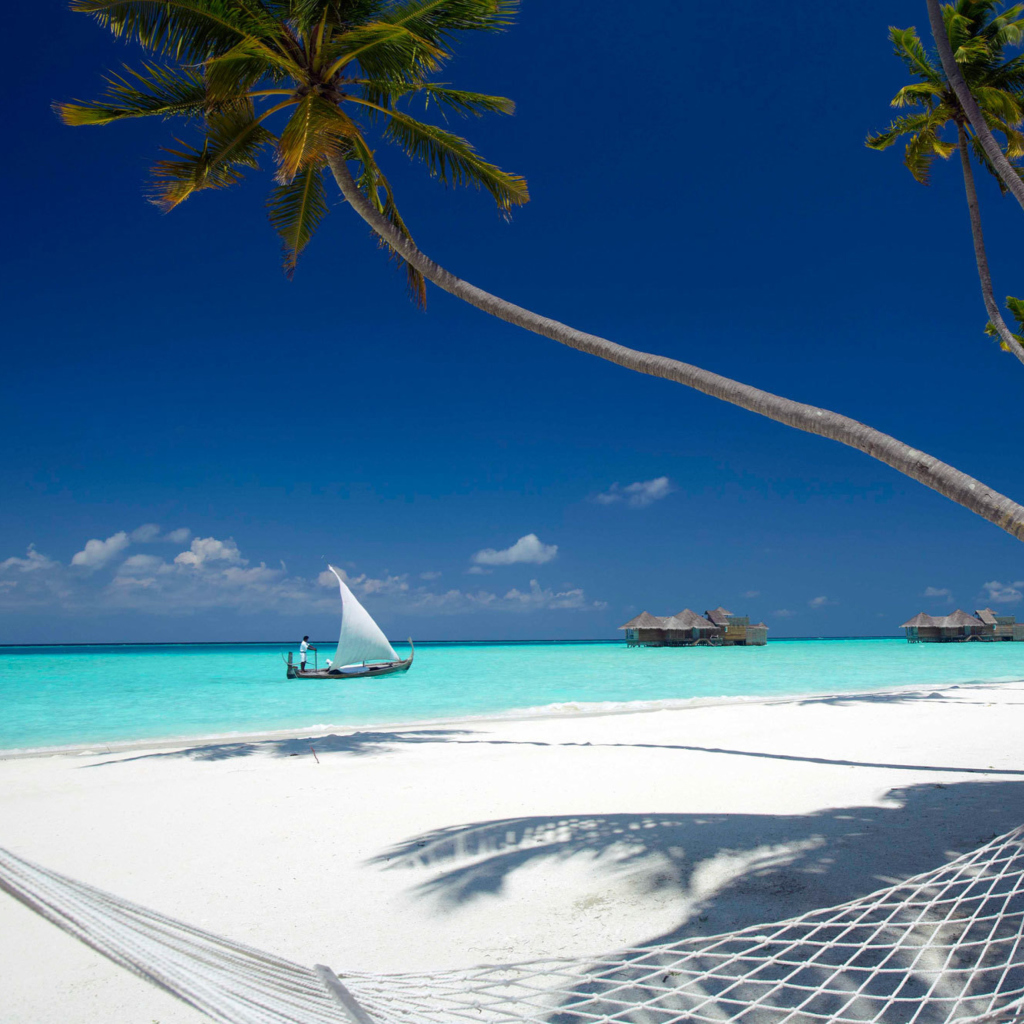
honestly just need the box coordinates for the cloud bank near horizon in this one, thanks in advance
[0,527,602,619]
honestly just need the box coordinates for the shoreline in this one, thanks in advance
[4,674,1020,760]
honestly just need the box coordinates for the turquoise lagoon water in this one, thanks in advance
[3,638,1024,752]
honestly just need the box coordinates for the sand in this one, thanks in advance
[3,680,1024,1023]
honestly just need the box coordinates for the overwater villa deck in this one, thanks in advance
[620,606,768,647]
[900,607,1024,642]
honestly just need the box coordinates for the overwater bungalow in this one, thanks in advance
[620,606,768,647]
[900,607,1024,642]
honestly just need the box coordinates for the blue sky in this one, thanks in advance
[3,1,1024,643]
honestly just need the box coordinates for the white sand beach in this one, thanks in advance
[4,681,1024,1023]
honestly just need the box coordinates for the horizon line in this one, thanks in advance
[0,634,904,649]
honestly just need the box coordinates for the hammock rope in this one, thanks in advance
[5,824,1024,1024]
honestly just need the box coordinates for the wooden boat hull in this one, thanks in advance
[286,640,414,680]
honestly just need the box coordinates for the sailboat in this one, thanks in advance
[286,565,414,679]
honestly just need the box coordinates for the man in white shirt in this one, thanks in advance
[300,636,316,671]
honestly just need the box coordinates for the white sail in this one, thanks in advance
[328,565,400,667]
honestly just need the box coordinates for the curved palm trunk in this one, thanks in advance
[326,152,1024,542]
[927,0,1024,211]
[957,123,1024,363]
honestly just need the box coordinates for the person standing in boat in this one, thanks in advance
[299,636,316,672]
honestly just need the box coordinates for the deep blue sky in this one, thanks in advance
[3,0,1024,643]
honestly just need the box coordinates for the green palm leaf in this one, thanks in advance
[275,95,357,182]
[323,20,445,80]
[56,62,210,125]
[351,99,526,209]
[355,80,515,116]
[380,0,517,44]
[267,161,330,275]
[69,0,282,61]
[890,26,943,82]
[151,99,276,208]
[986,295,1024,346]
[350,135,426,305]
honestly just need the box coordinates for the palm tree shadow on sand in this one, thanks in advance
[364,779,1024,1024]
[82,729,474,766]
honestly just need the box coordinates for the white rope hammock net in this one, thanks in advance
[6,825,1024,1024]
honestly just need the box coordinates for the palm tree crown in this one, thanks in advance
[867,0,1024,356]
[58,0,529,295]
[867,0,1024,184]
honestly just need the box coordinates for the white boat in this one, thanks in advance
[286,565,413,679]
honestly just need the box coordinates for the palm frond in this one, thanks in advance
[988,52,1024,91]
[350,99,526,210]
[954,35,994,63]
[204,38,291,99]
[56,62,209,124]
[989,5,1024,47]
[904,125,952,183]
[348,134,426,305]
[151,99,277,208]
[267,159,329,275]
[323,20,445,80]
[69,0,282,61]
[892,82,945,108]
[275,94,358,182]
[382,0,518,43]
[973,84,1024,122]
[288,0,384,33]
[1008,294,1024,330]
[866,111,940,150]
[1006,124,1024,157]
[890,26,942,83]
[354,80,514,116]
[985,293,1024,349]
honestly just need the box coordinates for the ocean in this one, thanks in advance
[3,638,1024,752]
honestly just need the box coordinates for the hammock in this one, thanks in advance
[5,825,1024,1024]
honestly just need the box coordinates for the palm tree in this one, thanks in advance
[60,0,530,294]
[927,0,1024,208]
[866,1,1024,362]
[58,0,1024,541]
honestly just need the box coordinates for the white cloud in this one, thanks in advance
[130,524,192,544]
[808,596,835,609]
[419,571,442,580]
[502,579,607,611]
[174,537,244,567]
[71,532,131,569]
[742,590,760,599]
[347,572,409,596]
[466,565,492,575]
[472,533,558,566]
[982,580,1024,604]
[0,545,59,574]
[117,554,168,575]
[1,531,605,619]
[0,546,71,608]
[774,608,795,618]
[594,476,674,509]
[923,586,953,602]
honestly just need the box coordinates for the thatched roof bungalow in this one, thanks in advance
[900,609,986,642]
[619,605,767,647]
